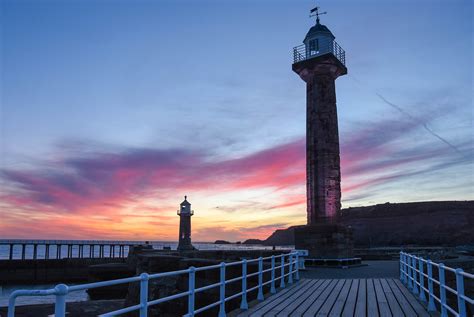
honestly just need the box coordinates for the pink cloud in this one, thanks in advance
[1,112,470,239]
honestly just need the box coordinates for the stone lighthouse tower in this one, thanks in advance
[177,196,194,251]
[293,7,354,259]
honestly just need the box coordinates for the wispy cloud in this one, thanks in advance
[0,139,306,217]
[1,106,472,239]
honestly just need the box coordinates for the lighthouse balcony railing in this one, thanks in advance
[177,210,194,216]
[400,251,474,317]
[293,40,346,66]
[7,250,305,317]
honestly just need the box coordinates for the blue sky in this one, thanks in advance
[0,0,472,240]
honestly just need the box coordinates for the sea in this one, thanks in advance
[0,239,292,307]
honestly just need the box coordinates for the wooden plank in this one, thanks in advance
[306,279,345,317]
[237,279,311,317]
[329,279,353,316]
[261,279,320,316]
[386,279,417,317]
[380,279,403,317]
[341,279,359,317]
[366,279,379,317]
[249,279,311,316]
[392,279,430,317]
[315,279,347,316]
[373,279,392,317]
[354,278,367,317]
[275,280,326,317]
[290,279,335,317]
[239,278,432,317]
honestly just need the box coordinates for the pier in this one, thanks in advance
[237,278,429,316]
[0,240,140,285]
[5,251,474,316]
[0,240,143,260]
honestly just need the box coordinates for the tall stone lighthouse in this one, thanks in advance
[177,196,195,251]
[293,7,354,259]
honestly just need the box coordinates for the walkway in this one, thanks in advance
[237,278,431,317]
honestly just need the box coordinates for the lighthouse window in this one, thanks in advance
[309,39,319,55]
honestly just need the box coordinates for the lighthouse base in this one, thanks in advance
[177,243,195,252]
[294,223,354,259]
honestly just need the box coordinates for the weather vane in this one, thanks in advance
[309,6,327,24]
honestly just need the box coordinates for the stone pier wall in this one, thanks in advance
[0,258,126,284]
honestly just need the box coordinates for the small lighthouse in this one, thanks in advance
[177,196,195,251]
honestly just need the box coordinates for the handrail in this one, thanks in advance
[8,251,304,317]
[292,40,346,66]
[400,251,473,317]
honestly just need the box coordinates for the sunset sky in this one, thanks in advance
[1,0,472,241]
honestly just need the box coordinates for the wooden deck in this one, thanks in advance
[237,278,431,317]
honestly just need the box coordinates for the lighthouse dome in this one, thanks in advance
[304,22,335,42]
[301,20,338,61]
[181,196,191,206]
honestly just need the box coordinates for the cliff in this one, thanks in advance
[263,201,474,247]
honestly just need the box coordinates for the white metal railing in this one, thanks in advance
[8,251,303,317]
[400,251,473,317]
[292,40,346,65]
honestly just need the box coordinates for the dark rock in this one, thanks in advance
[264,201,474,247]
[242,239,264,245]
[265,226,302,246]
[214,240,231,244]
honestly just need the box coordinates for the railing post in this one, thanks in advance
[404,253,409,284]
[295,253,300,281]
[288,254,293,284]
[418,257,426,302]
[139,273,149,317]
[219,262,226,317]
[240,259,248,310]
[412,256,419,295]
[300,252,306,270]
[188,267,195,316]
[427,260,436,312]
[280,255,285,289]
[257,257,264,301]
[403,253,408,283]
[455,268,466,317]
[400,252,404,282]
[8,295,16,317]
[54,284,68,317]
[270,256,276,294]
[439,263,447,317]
[399,251,403,282]
[407,254,413,289]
